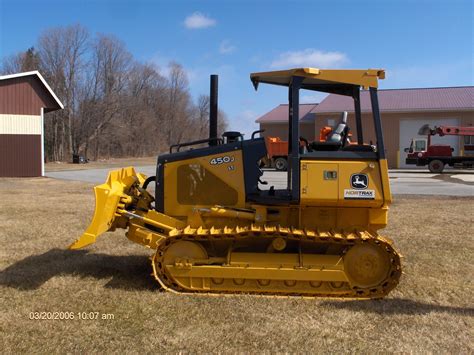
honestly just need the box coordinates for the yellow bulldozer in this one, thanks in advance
[70,68,401,298]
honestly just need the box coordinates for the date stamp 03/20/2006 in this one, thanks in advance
[29,311,115,321]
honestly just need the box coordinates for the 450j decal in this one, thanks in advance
[210,155,235,165]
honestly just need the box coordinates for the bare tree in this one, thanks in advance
[190,95,228,141]
[195,94,210,138]
[38,24,89,161]
[77,33,132,159]
[1,24,229,161]
[162,62,192,145]
[217,110,229,137]
[1,53,23,74]
[119,62,166,156]
[1,47,40,74]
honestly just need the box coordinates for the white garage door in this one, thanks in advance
[399,118,460,168]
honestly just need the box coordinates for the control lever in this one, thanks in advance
[258,178,268,185]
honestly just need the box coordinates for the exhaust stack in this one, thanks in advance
[209,74,218,146]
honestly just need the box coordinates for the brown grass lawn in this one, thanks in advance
[1,178,473,353]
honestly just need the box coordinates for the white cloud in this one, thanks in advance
[184,12,216,29]
[270,49,349,69]
[219,40,236,54]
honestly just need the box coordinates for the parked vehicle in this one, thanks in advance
[265,136,289,170]
[265,126,342,171]
[405,125,474,173]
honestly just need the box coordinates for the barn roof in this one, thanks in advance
[313,86,474,114]
[255,103,317,123]
[256,86,474,123]
[0,71,64,110]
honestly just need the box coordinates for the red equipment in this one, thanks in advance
[430,126,474,136]
[405,124,474,173]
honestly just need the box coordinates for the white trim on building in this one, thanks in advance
[0,71,64,109]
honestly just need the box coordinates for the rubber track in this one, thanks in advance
[151,225,402,298]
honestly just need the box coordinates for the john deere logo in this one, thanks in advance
[351,174,368,189]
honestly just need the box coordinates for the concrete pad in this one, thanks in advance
[450,174,474,183]
[389,173,438,178]
[390,168,472,174]
[46,165,156,184]
[389,179,473,196]
[47,166,474,197]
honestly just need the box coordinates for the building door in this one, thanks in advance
[399,118,460,168]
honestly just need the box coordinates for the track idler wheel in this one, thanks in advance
[343,243,391,289]
[162,241,208,266]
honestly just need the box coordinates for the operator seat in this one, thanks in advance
[327,111,348,143]
[310,111,349,151]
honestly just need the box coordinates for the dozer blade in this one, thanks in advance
[69,167,146,249]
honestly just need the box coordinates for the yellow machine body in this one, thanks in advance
[163,150,247,217]
[71,68,401,298]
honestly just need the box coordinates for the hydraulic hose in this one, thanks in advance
[143,176,156,190]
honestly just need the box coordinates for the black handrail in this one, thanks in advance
[251,129,265,139]
[169,137,223,153]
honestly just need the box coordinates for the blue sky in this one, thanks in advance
[1,0,473,136]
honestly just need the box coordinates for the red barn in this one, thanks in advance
[0,71,63,177]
